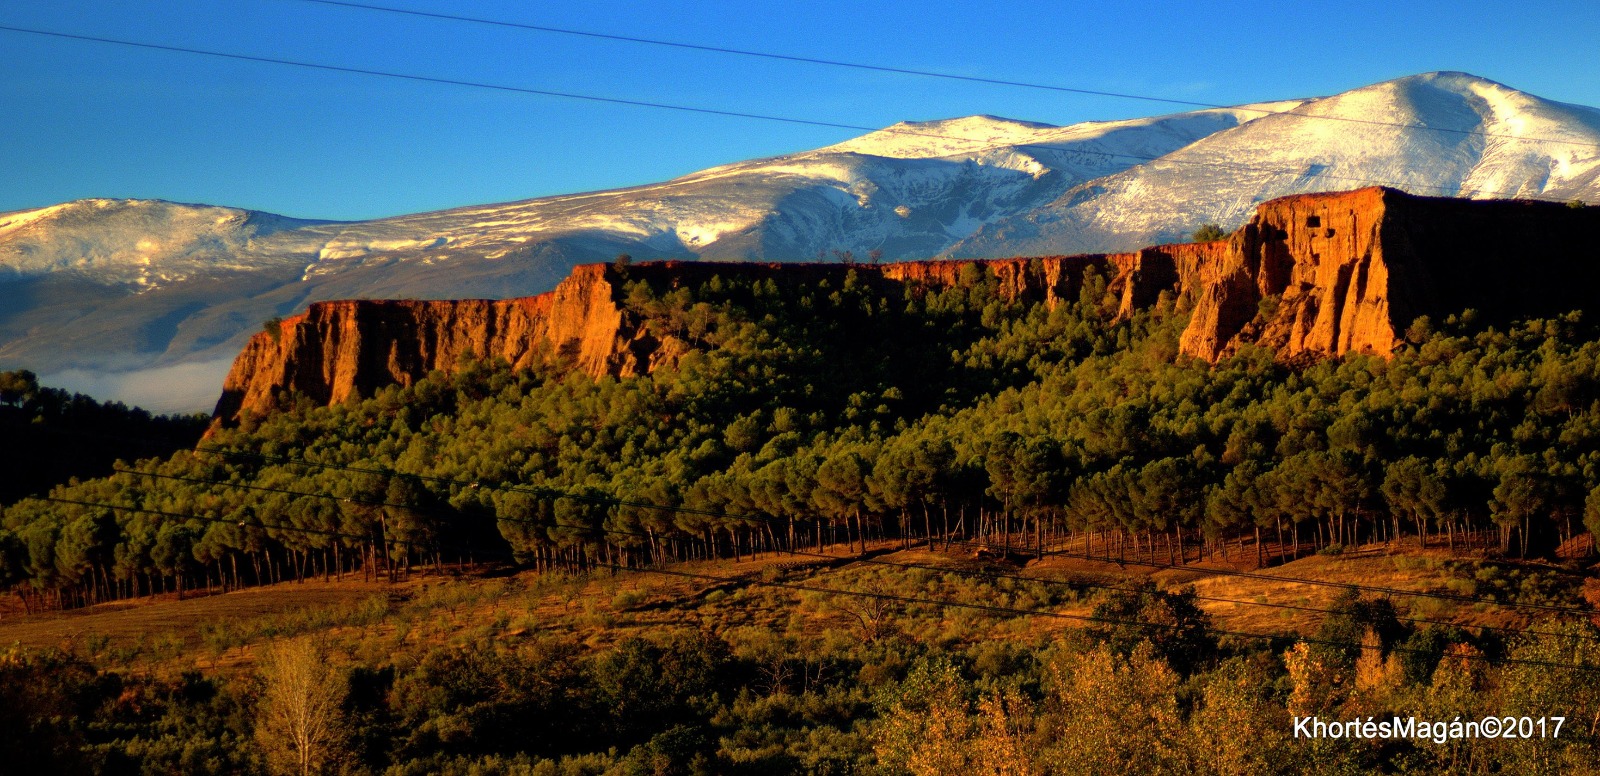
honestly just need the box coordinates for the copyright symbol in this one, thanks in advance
[1480,716,1501,737]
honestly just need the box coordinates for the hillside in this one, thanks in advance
[4,72,1600,411]
[2,540,1594,774]
[5,189,1600,771]
[10,202,1600,597]
[951,72,1600,255]
[0,369,207,503]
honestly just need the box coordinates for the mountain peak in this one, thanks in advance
[821,114,1059,159]
[1396,70,1500,85]
[1281,70,1600,153]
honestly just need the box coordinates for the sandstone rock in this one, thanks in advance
[1179,187,1600,361]
[212,257,1129,426]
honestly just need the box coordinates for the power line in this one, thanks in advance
[290,0,1600,152]
[187,446,1599,617]
[29,493,1600,674]
[295,0,1226,108]
[123,468,469,516]
[117,467,1599,642]
[0,24,890,135]
[0,23,1579,203]
[40,495,390,546]
[930,536,1600,640]
[191,446,765,523]
[191,444,1600,617]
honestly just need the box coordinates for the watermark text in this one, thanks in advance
[1293,716,1565,743]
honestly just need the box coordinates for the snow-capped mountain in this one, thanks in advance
[3,72,1598,412]
[950,72,1600,255]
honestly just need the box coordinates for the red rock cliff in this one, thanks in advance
[213,188,1600,424]
[1178,188,1600,360]
[214,256,1142,425]
[213,264,674,424]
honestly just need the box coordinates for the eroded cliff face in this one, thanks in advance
[213,256,1143,425]
[1178,188,1394,360]
[213,188,1600,425]
[212,264,681,424]
[1177,188,1600,361]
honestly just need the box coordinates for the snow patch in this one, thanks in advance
[316,236,448,260]
[0,202,75,237]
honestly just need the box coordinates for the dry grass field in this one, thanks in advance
[4,538,1589,676]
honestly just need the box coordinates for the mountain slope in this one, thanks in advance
[3,72,1599,411]
[949,72,1600,255]
[208,187,1600,425]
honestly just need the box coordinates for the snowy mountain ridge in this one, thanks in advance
[951,73,1600,255]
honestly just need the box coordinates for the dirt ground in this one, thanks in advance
[1,540,1591,672]
[0,578,396,652]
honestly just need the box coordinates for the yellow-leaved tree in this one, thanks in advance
[1038,644,1184,776]
[873,659,1039,776]
[255,637,349,776]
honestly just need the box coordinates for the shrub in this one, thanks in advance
[1089,583,1215,675]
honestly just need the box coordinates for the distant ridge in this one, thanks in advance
[4,72,1600,411]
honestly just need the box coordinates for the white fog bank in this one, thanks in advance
[39,358,236,416]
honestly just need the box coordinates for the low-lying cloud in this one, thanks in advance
[39,358,235,416]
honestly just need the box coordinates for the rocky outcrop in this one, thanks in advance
[212,188,1600,425]
[1177,188,1600,360]
[213,264,678,424]
[883,255,1129,308]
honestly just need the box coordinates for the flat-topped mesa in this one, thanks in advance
[213,264,656,425]
[211,188,1600,425]
[212,256,1136,426]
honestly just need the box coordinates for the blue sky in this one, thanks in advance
[3,0,1598,221]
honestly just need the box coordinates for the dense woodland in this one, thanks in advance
[4,262,1600,773]
[0,370,206,504]
[5,262,1600,604]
